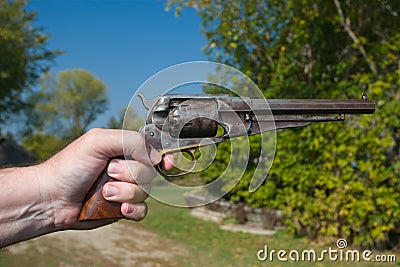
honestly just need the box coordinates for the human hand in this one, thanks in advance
[39,128,173,230]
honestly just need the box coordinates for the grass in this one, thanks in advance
[0,247,107,267]
[0,240,115,267]
[1,197,399,266]
[138,199,400,267]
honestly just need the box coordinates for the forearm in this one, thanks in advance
[0,165,55,248]
[0,129,162,247]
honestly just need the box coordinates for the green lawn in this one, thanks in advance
[138,199,400,267]
[1,198,399,267]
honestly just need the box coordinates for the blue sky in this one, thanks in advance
[28,0,207,127]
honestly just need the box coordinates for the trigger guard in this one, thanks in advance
[156,151,196,177]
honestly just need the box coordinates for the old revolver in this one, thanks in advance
[78,93,375,221]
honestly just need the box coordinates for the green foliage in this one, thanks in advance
[21,69,109,159]
[21,133,65,161]
[107,106,144,131]
[0,0,61,123]
[168,0,400,248]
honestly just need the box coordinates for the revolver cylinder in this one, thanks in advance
[167,99,219,138]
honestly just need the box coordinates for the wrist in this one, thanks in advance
[0,165,56,247]
[37,158,81,231]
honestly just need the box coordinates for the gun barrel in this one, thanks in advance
[260,99,376,115]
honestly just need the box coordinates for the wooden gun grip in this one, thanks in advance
[78,169,123,221]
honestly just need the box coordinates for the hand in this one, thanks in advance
[39,128,173,230]
[0,128,174,247]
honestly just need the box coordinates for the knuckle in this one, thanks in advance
[128,185,136,200]
[124,132,146,155]
[87,128,103,137]
[135,165,156,184]
[135,205,148,221]
[130,131,144,143]
[127,163,139,183]
[83,128,103,144]
[148,166,157,178]
[142,184,151,195]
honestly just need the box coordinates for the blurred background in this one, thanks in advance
[1,0,399,266]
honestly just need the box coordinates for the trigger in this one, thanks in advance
[188,149,197,159]
[155,149,197,177]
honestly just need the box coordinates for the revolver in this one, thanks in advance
[78,93,375,221]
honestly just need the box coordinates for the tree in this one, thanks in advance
[168,0,400,248]
[21,133,63,161]
[22,69,108,160]
[107,106,144,131]
[0,0,61,124]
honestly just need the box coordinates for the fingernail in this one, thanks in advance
[108,161,122,174]
[105,184,118,198]
[123,203,135,214]
[150,149,161,165]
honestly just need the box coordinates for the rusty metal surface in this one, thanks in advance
[264,99,375,115]
[138,93,376,175]
[168,99,219,138]
[141,94,375,115]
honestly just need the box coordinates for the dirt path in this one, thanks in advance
[5,221,187,267]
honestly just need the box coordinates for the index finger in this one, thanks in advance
[162,154,175,171]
